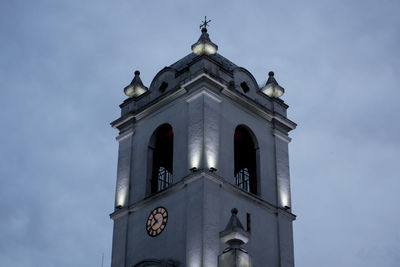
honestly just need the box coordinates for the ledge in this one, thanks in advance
[109,170,296,221]
[110,87,187,129]
[111,71,296,134]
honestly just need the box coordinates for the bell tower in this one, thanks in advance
[110,22,296,267]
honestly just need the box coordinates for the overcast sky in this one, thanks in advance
[1,0,399,266]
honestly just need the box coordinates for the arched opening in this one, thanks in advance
[148,124,173,194]
[234,125,258,194]
[134,259,179,267]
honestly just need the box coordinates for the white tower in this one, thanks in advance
[110,23,296,267]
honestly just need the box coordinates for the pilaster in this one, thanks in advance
[111,126,134,267]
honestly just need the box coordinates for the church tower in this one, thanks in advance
[110,22,297,267]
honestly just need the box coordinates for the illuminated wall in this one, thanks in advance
[187,88,221,171]
[114,131,134,208]
[274,133,292,208]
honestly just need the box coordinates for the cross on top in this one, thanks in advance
[200,16,211,29]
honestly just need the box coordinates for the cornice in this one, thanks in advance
[110,87,187,129]
[111,72,296,133]
[273,129,292,143]
[110,170,296,221]
[115,128,135,142]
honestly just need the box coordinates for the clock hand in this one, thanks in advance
[151,217,160,227]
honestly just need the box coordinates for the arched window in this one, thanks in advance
[148,124,173,194]
[234,125,258,194]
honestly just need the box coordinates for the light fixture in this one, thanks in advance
[191,27,218,55]
[116,205,122,209]
[189,167,198,172]
[284,205,291,210]
[209,167,217,172]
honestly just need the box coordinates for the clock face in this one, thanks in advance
[146,207,168,237]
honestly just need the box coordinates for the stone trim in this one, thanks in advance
[221,88,274,122]
[111,87,187,129]
[112,72,295,133]
[181,72,227,91]
[273,129,292,143]
[110,170,296,221]
[116,128,135,142]
[185,87,222,104]
[135,88,187,121]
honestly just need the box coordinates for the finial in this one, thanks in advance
[192,16,218,55]
[261,71,285,98]
[200,16,211,30]
[219,208,250,247]
[124,70,148,98]
[231,208,238,215]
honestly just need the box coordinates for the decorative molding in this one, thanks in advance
[219,178,277,214]
[135,88,187,121]
[181,72,227,91]
[273,129,292,143]
[110,180,186,220]
[221,87,296,132]
[115,128,135,142]
[110,171,296,221]
[112,71,296,132]
[111,114,134,130]
[277,207,296,220]
[111,88,187,129]
[273,113,297,131]
[221,88,273,122]
[185,87,222,104]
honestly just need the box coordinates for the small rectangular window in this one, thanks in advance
[246,213,251,232]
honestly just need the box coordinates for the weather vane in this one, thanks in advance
[200,16,211,29]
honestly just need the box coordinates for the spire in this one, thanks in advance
[261,71,285,98]
[191,17,218,55]
[219,208,250,248]
[124,70,148,98]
